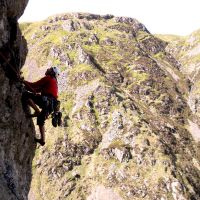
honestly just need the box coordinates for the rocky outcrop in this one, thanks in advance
[0,1,36,199]
[159,30,200,136]
[21,13,200,200]
[87,185,123,200]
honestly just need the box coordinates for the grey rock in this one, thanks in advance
[81,21,93,30]
[143,139,150,146]
[85,14,101,20]
[0,1,36,199]
[114,17,136,24]
[66,44,74,50]
[77,46,92,64]
[60,53,72,66]
[101,37,114,45]
[62,20,76,31]
[63,182,76,197]
[40,25,51,31]
[114,147,132,162]
[31,33,37,40]
[87,185,123,200]
[102,14,114,20]
[171,181,186,200]
[112,111,123,129]
[88,34,99,44]
[50,46,61,58]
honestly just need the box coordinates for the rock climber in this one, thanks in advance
[21,66,60,146]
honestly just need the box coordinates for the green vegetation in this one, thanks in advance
[129,71,148,84]
[108,139,126,149]
[19,22,32,32]
[156,34,186,43]
[42,30,68,45]
[61,96,74,116]
[19,13,200,200]
[84,44,101,55]
[20,21,44,39]
[68,50,77,62]
[136,30,152,41]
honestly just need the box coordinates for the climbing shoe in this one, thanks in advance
[34,138,45,146]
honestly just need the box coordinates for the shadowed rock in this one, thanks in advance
[0,0,36,199]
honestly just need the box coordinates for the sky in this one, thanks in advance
[19,0,200,36]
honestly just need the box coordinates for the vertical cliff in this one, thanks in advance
[0,0,36,199]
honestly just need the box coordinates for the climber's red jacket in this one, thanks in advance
[24,75,58,98]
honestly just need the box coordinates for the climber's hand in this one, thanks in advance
[16,71,24,82]
[19,76,24,82]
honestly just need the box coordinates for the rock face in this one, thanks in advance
[21,13,200,200]
[87,185,123,200]
[159,31,200,137]
[0,1,36,200]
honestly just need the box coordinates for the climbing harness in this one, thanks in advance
[0,49,62,127]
